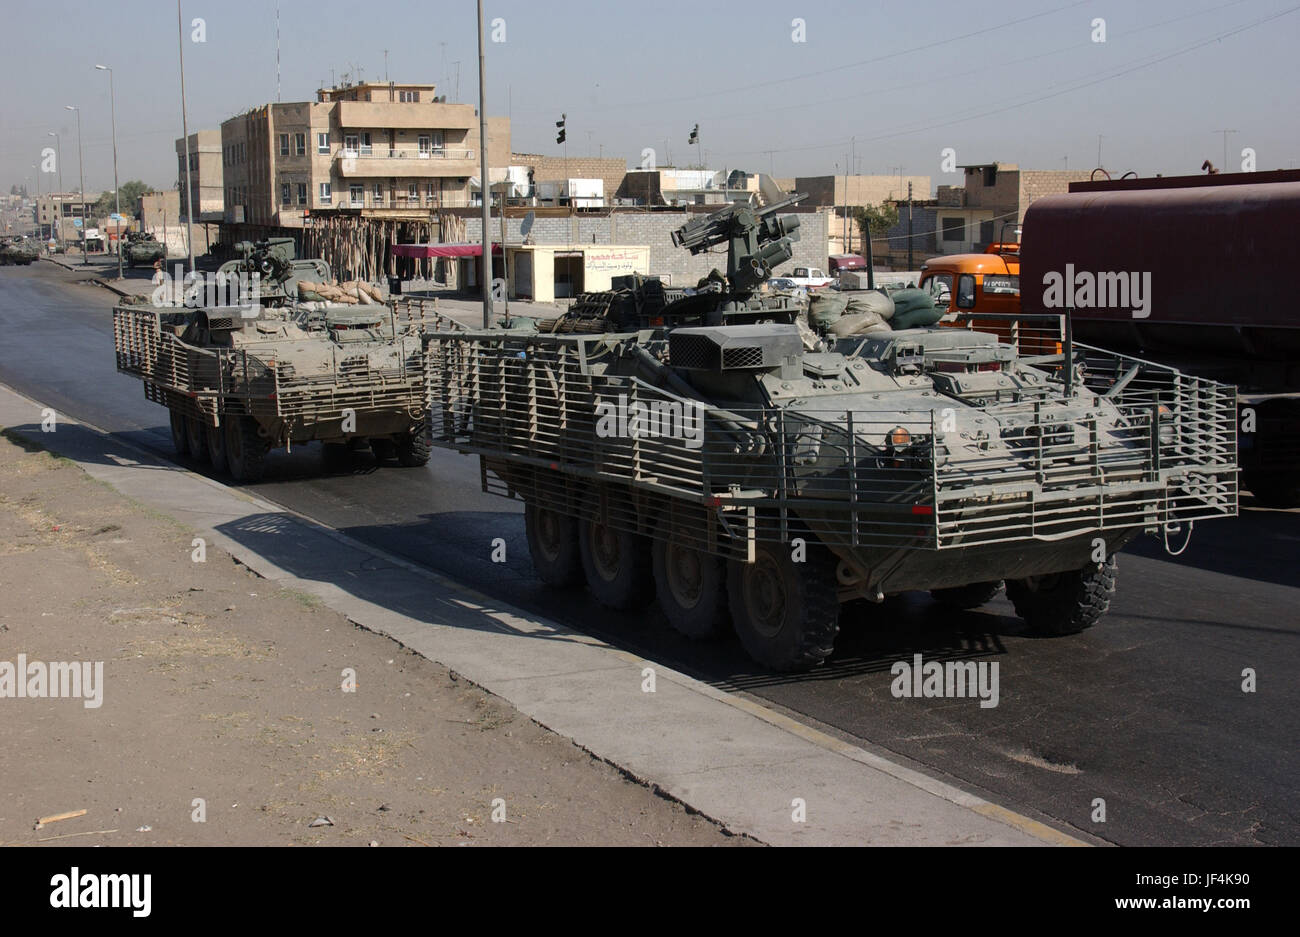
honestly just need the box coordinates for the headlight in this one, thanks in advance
[887,426,911,449]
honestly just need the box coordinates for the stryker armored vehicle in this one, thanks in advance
[113,240,448,482]
[0,236,39,265]
[423,200,1238,671]
[122,231,167,268]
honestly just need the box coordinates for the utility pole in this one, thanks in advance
[48,132,63,249]
[66,105,86,266]
[476,0,491,327]
[907,181,914,271]
[1213,130,1237,172]
[178,0,195,274]
[95,64,122,279]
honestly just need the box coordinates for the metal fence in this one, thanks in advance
[425,329,1237,558]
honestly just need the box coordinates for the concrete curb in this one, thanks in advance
[0,380,1091,847]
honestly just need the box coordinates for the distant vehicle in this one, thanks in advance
[787,265,833,290]
[765,276,807,300]
[917,242,1020,317]
[828,253,867,278]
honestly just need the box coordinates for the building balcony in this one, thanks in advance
[336,100,476,132]
[334,147,476,178]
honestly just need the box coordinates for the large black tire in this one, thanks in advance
[577,496,654,610]
[1005,556,1117,636]
[169,410,190,457]
[525,502,583,587]
[185,415,210,464]
[652,527,729,640]
[931,580,1003,610]
[206,422,229,475]
[727,540,840,671]
[396,419,431,467]
[224,416,268,483]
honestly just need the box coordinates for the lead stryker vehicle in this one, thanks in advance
[114,238,439,482]
[0,236,40,265]
[122,231,167,268]
[423,201,1238,671]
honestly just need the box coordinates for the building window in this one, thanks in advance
[295,133,306,156]
[349,184,363,206]
[279,133,289,156]
[359,131,371,155]
[281,183,291,205]
[317,132,329,154]
[408,182,418,199]
[373,183,384,203]
[418,134,431,157]
[319,182,332,205]
[344,133,358,154]
[941,217,966,242]
[399,90,420,102]
[297,183,307,205]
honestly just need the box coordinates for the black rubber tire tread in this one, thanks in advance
[525,502,584,587]
[206,423,229,474]
[1005,556,1116,636]
[930,580,1003,610]
[185,415,210,464]
[726,541,840,671]
[396,419,432,467]
[577,498,654,610]
[225,416,268,483]
[651,529,729,640]
[169,410,190,457]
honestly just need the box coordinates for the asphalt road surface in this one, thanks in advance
[2,261,1295,846]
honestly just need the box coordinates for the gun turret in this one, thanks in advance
[670,194,804,297]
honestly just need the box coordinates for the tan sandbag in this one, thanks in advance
[828,310,891,337]
[845,291,895,320]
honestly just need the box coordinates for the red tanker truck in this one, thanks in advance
[1021,169,1300,507]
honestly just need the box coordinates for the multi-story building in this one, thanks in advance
[219,81,510,235]
[174,130,224,221]
[34,192,101,242]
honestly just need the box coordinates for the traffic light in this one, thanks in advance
[688,123,699,145]
[556,113,566,145]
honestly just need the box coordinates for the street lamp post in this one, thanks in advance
[178,1,195,275]
[48,132,64,251]
[65,105,86,266]
[95,64,122,280]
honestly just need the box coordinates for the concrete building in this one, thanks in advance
[512,153,628,204]
[34,192,101,243]
[789,173,932,209]
[174,130,224,221]
[958,162,1096,225]
[219,81,511,236]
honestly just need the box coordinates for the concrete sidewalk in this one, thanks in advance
[0,382,1086,846]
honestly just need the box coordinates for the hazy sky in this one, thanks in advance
[2,0,1297,196]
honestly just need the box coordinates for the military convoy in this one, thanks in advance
[0,236,40,265]
[423,199,1238,670]
[113,238,442,482]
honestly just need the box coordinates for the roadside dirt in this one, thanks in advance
[0,432,749,846]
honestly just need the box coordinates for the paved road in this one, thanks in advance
[2,261,1296,845]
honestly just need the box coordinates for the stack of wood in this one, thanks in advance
[297,279,384,305]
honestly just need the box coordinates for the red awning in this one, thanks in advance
[391,241,500,258]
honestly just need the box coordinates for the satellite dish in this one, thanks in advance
[521,211,535,239]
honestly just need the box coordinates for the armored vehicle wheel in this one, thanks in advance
[206,423,229,474]
[169,411,190,457]
[930,580,1003,610]
[577,497,653,610]
[225,416,268,483]
[185,415,210,463]
[525,503,583,587]
[727,541,839,671]
[1005,556,1116,636]
[396,420,431,467]
[652,527,729,639]
[369,437,398,463]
